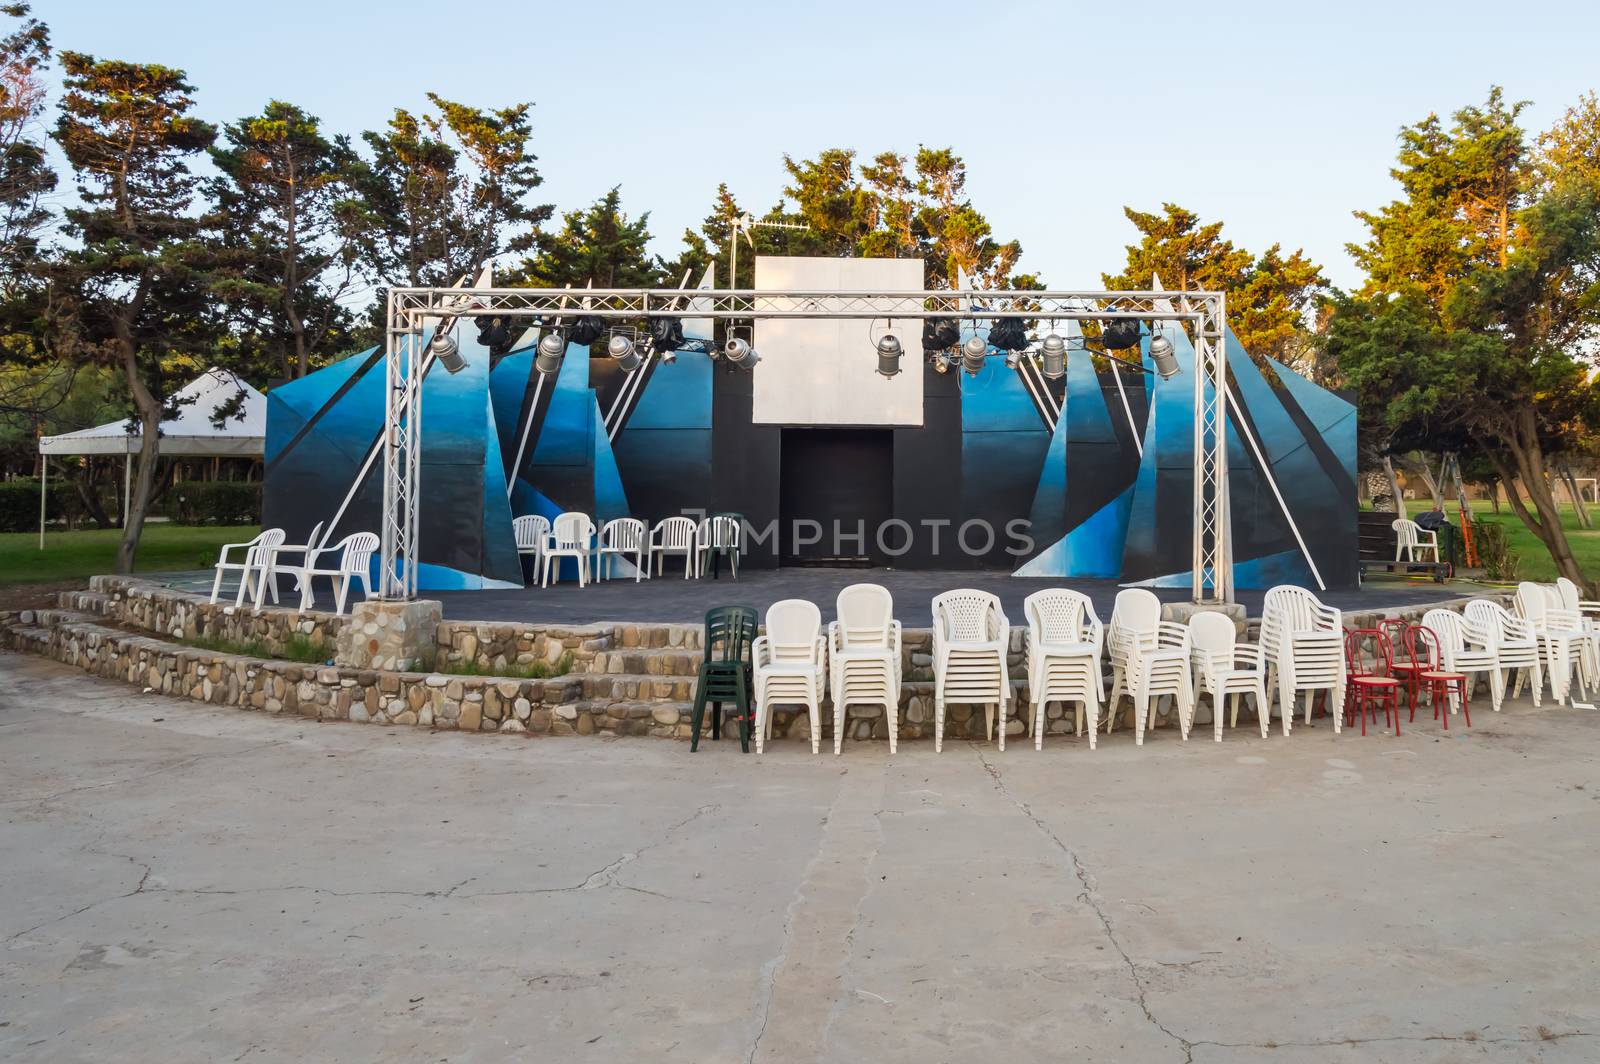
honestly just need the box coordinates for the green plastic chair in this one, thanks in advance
[690,605,758,752]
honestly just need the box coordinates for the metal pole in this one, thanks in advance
[37,453,45,550]
[1186,293,1232,604]
[122,452,132,526]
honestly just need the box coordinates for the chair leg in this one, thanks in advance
[210,567,225,604]
[334,575,350,615]
[988,701,999,748]
[1134,691,1148,746]
[934,697,945,754]
[1086,696,1099,749]
[885,697,898,755]
[1032,700,1043,750]
[690,681,708,752]
[834,699,846,756]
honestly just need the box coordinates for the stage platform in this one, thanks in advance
[149,567,1477,627]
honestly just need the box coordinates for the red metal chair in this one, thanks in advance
[1344,627,1401,736]
[1406,624,1471,730]
[1381,617,1423,715]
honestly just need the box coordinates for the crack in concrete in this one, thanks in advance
[973,744,1195,1062]
[1188,1030,1596,1054]
[5,851,152,944]
[1,739,291,808]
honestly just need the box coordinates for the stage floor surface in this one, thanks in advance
[422,568,1474,626]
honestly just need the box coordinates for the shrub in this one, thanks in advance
[163,482,261,526]
[1474,520,1520,582]
[0,479,94,532]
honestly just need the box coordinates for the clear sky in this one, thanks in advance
[36,0,1600,291]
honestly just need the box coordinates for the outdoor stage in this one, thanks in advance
[426,568,1464,627]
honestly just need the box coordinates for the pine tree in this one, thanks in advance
[514,186,660,289]
[50,52,220,573]
[209,100,371,378]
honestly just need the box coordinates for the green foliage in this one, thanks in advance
[208,100,370,379]
[514,186,660,289]
[181,632,329,664]
[160,481,261,526]
[1472,519,1520,582]
[0,524,259,586]
[438,650,574,679]
[1102,203,1328,369]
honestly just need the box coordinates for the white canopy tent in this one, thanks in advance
[35,368,266,546]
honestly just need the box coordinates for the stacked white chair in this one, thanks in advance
[254,521,323,609]
[1515,582,1591,704]
[696,514,742,578]
[828,584,903,754]
[1464,598,1542,708]
[542,512,596,588]
[1392,518,1440,563]
[931,590,1012,752]
[1259,585,1346,733]
[1106,589,1194,745]
[649,515,698,578]
[1554,577,1600,681]
[752,599,827,755]
[1188,611,1272,740]
[283,531,378,614]
[595,517,648,582]
[1022,589,1104,749]
[512,514,550,578]
[210,528,285,608]
[1422,608,1505,714]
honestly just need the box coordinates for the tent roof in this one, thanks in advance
[38,368,267,457]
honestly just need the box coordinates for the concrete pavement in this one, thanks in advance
[2,652,1597,1062]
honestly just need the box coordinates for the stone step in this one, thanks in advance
[586,647,703,677]
[579,672,697,702]
[554,699,695,738]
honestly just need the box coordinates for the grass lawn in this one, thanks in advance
[0,524,259,587]
[1463,501,1600,583]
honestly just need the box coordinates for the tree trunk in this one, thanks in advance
[1383,456,1406,517]
[1561,464,1592,529]
[68,462,112,530]
[1485,479,1501,514]
[116,406,162,574]
[1490,413,1592,592]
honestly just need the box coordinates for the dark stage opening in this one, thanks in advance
[779,428,893,566]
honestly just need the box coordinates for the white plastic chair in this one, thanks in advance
[931,590,1011,753]
[1515,582,1591,704]
[828,583,902,755]
[1392,518,1439,563]
[210,528,285,608]
[696,514,742,579]
[1022,589,1104,749]
[279,531,378,614]
[1106,589,1194,745]
[513,515,550,578]
[254,521,323,609]
[1259,585,1346,733]
[1464,598,1542,709]
[1554,577,1600,682]
[596,517,648,582]
[1189,611,1272,740]
[542,512,596,588]
[752,599,827,755]
[649,516,698,579]
[1422,608,1504,715]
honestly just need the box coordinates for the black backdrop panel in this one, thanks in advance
[779,429,894,565]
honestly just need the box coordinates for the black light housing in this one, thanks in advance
[1100,318,1142,351]
[922,316,961,353]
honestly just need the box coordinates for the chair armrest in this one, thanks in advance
[215,540,256,565]
[1313,604,1343,630]
[751,636,770,668]
[1156,622,1190,650]
[1547,606,1585,631]
[1085,618,1105,657]
[1232,644,1263,668]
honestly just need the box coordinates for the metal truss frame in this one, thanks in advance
[379,287,1232,605]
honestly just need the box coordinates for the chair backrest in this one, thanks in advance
[303,521,325,550]
[552,511,594,548]
[335,532,379,574]
[1515,582,1549,626]
[703,605,758,665]
[1422,609,1468,655]
[836,583,894,649]
[1110,588,1162,641]
[513,514,550,549]
[241,528,286,564]
[703,513,741,550]
[1345,627,1395,676]
[1392,518,1420,547]
[765,599,821,662]
[655,515,697,549]
[601,517,646,550]
[1555,577,1584,614]
[933,589,1003,643]
[1464,598,1525,648]
[1187,611,1237,657]
[1262,584,1334,635]
[1024,589,1095,645]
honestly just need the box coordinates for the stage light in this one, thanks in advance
[961,335,988,376]
[934,350,953,374]
[724,337,760,368]
[1039,334,1067,379]
[535,331,566,376]
[1148,333,1180,379]
[923,316,961,353]
[876,334,903,378]
[1004,350,1020,370]
[1101,318,1142,351]
[430,331,468,375]
[660,347,677,365]
[606,333,641,373]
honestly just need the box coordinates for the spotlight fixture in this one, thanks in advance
[1039,334,1067,379]
[875,333,903,378]
[1004,350,1020,370]
[535,331,566,376]
[1148,333,1180,380]
[430,331,467,375]
[474,315,514,358]
[659,347,677,365]
[649,316,684,354]
[1100,318,1142,351]
[934,349,953,374]
[724,336,760,368]
[923,316,961,354]
[606,333,641,373]
[961,335,988,376]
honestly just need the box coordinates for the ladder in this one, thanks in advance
[1444,453,1479,568]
